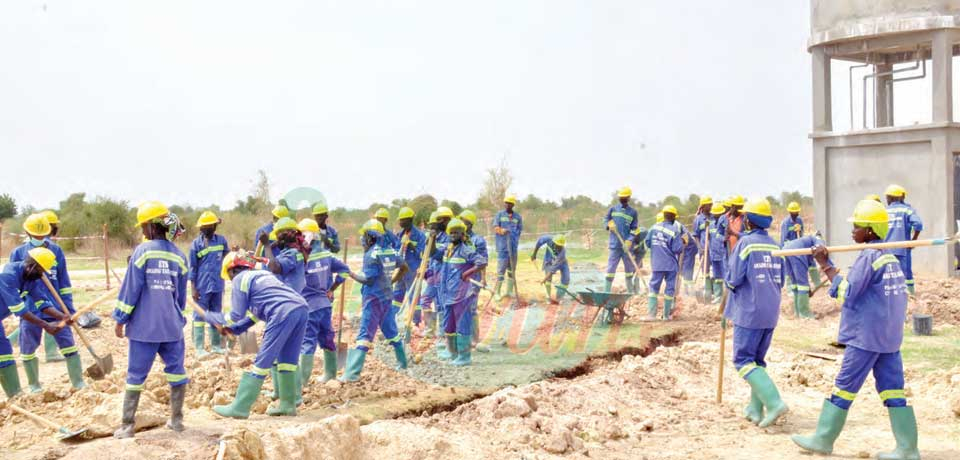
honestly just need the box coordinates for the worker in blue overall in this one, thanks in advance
[188,211,230,358]
[493,196,522,300]
[883,185,923,295]
[392,207,426,318]
[459,210,488,350]
[531,234,570,304]
[9,214,84,391]
[781,234,826,319]
[430,218,486,365]
[340,220,408,382]
[417,212,443,339]
[692,197,712,300]
[209,251,308,418]
[724,197,788,430]
[705,203,727,303]
[0,248,69,398]
[374,207,400,249]
[113,202,189,438]
[312,202,341,253]
[604,187,639,293]
[645,206,684,320]
[793,200,919,460]
[679,221,698,297]
[253,205,290,257]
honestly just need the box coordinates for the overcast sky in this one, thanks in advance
[1,1,816,211]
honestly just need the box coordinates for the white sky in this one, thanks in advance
[3,1,822,211]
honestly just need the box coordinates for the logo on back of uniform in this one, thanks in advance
[158,260,169,271]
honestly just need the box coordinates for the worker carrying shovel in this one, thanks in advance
[187,211,230,358]
[792,199,919,460]
[493,196,522,300]
[604,187,639,293]
[113,202,189,439]
[429,218,486,366]
[531,234,570,304]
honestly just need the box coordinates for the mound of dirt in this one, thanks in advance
[219,415,364,460]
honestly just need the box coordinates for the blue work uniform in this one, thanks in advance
[779,215,803,246]
[355,239,402,351]
[493,210,522,281]
[9,241,78,360]
[628,227,648,269]
[391,226,427,313]
[645,221,684,300]
[1,263,60,369]
[693,213,708,257]
[432,242,486,336]
[680,224,698,282]
[271,245,306,295]
[533,235,570,293]
[418,236,446,318]
[113,240,189,391]
[604,204,638,283]
[319,223,340,253]
[884,202,923,289]
[301,243,350,353]
[187,234,230,327]
[723,229,783,379]
[782,235,823,295]
[826,244,909,410]
[221,270,308,379]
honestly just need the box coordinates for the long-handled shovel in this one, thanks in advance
[505,241,527,307]
[770,223,960,257]
[67,287,120,321]
[41,274,113,379]
[715,289,730,404]
[9,404,88,441]
[335,240,350,370]
[610,229,649,296]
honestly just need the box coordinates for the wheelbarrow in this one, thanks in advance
[573,289,634,325]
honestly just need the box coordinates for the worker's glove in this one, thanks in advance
[607,221,616,231]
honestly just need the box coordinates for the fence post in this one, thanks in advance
[103,223,110,290]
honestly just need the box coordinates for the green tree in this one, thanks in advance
[408,194,438,226]
[440,199,463,216]
[0,194,16,221]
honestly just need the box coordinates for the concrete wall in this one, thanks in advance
[811,0,960,46]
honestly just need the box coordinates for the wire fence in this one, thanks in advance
[0,223,114,290]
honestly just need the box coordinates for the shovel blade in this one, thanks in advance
[336,342,349,371]
[56,427,88,442]
[238,331,258,354]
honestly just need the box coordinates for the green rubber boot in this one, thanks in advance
[743,389,764,425]
[0,364,22,398]
[438,335,457,361]
[296,354,313,406]
[266,370,297,416]
[392,342,408,370]
[713,280,724,304]
[625,275,636,294]
[42,332,63,363]
[6,326,20,344]
[209,325,225,354]
[647,295,658,320]
[543,284,552,302]
[906,282,915,296]
[505,279,515,298]
[604,278,613,293]
[192,325,208,358]
[261,366,279,399]
[339,348,367,383]
[808,265,819,285]
[321,350,337,382]
[23,357,41,393]
[663,298,674,320]
[451,335,472,366]
[214,373,265,419]
[65,353,86,389]
[877,406,920,460]
[791,399,848,454]
[493,280,503,300]
[113,390,140,438]
[796,292,813,319]
[703,277,713,303]
[744,367,789,428]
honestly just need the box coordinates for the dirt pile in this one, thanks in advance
[218,415,364,460]
[910,278,960,326]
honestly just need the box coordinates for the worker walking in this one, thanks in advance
[604,187,639,293]
[679,222,698,297]
[793,200,919,460]
[253,205,290,257]
[705,203,728,303]
[10,214,85,391]
[430,218,486,366]
[883,185,923,295]
[724,197,788,429]
[692,197,712,301]
[312,202,341,253]
[645,206,684,320]
[493,196,522,300]
[392,207,426,318]
[210,251,308,418]
[781,234,826,319]
[296,219,349,402]
[188,211,230,358]
[340,220,409,382]
[113,202,189,438]
[0,248,69,398]
[531,234,570,304]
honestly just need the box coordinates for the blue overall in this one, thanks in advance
[680,224,698,281]
[301,244,349,353]
[391,227,427,313]
[645,221,683,300]
[418,239,446,319]
[433,242,486,336]
[493,210,522,281]
[604,203,638,282]
[706,217,727,279]
[884,202,923,289]
[253,222,274,256]
[533,235,570,291]
[10,241,78,361]
[781,236,823,296]
[187,234,229,327]
[465,231,488,327]
[629,227,648,269]
[826,245,909,410]
[319,223,340,253]
[779,215,804,246]
[271,245,306,295]
[113,240,189,391]
[724,229,783,379]
[1,262,53,369]
[355,240,402,351]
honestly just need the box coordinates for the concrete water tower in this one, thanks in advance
[809,0,960,276]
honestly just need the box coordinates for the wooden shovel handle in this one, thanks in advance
[771,237,949,257]
[10,404,63,430]
[69,287,120,322]
[41,275,93,349]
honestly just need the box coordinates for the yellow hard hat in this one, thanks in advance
[710,203,726,215]
[436,206,454,218]
[297,218,320,233]
[41,210,59,225]
[358,218,386,236]
[848,199,889,239]
[698,196,713,206]
[220,251,260,281]
[220,252,236,280]
[428,211,440,225]
[722,198,732,207]
[23,213,52,237]
[554,234,567,247]
[730,195,745,206]
[504,195,517,205]
[398,207,415,220]
[136,201,170,226]
[196,211,220,227]
[459,209,477,225]
[655,212,664,223]
[865,193,882,202]
[312,202,328,215]
[27,247,56,273]
[617,187,632,198]
[743,197,772,217]
[884,184,906,198]
[374,207,390,220]
[445,218,467,235]
[274,217,298,233]
[786,202,801,213]
[661,205,678,216]
[272,205,290,219]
